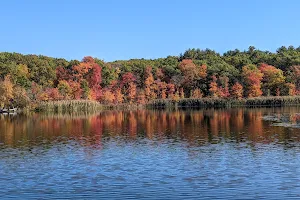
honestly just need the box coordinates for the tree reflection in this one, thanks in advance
[1,107,300,148]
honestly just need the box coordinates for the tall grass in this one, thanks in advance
[148,96,300,109]
[103,103,144,110]
[35,100,103,113]
[245,96,300,106]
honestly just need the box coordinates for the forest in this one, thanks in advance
[1,45,300,108]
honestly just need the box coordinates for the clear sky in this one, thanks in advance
[1,0,299,61]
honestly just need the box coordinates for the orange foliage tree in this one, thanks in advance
[114,88,124,104]
[127,82,137,104]
[286,83,296,96]
[231,82,244,99]
[242,65,263,97]
[191,88,203,98]
[179,59,207,96]
[0,75,14,107]
[144,66,156,101]
[209,75,219,97]
[102,89,115,104]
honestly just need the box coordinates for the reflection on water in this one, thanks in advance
[1,107,300,147]
[0,107,300,199]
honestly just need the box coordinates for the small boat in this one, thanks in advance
[0,108,8,113]
[0,108,17,114]
[9,108,17,112]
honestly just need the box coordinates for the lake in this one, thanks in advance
[0,107,300,199]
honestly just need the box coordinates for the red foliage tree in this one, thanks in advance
[87,64,102,100]
[120,72,137,103]
[167,83,175,99]
[56,66,71,82]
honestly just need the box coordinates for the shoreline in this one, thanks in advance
[14,96,300,114]
[147,96,300,109]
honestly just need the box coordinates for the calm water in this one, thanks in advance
[1,107,300,199]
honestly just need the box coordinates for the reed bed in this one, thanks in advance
[245,96,300,106]
[148,96,300,108]
[103,103,145,110]
[35,100,103,113]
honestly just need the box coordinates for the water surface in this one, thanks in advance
[1,107,300,199]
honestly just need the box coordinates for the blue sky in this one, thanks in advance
[1,0,299,61]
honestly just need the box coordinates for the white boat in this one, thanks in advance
[0,108,17,113]
[9,108,17,112]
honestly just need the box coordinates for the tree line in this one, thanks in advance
[1,46,300,107]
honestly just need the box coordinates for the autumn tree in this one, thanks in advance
[56,66,71,82]
[209,75,219,97]
[114,88,124,104]
[156,80,168,99]
[218,76,230,98]
[86,62,102,100]
[127,82,137,103]
[57,80,72,100]
[155,68,165,81]
[161,83,167,99]
[136,89,146,104]
[68,81,82,100]
[179,59,207,96]
[81,80,90,99]
[30,82,42,102]
[0,75,14,107]
[172,91,180,102]
[13,64,30,88]
[231,82,244,99]
[120,72,137,103]
[144,66,156,101]
[288,65,300,90]
[102,89,115,104]
[191,88,203,98]
[13,86,30,108]
[46,88,61,101]
[242,65,263,97]
[179,88,185,99]
[199,64,207,79]
[286,83,296,96]
[259,63,285,96]
[167,83,176,99]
